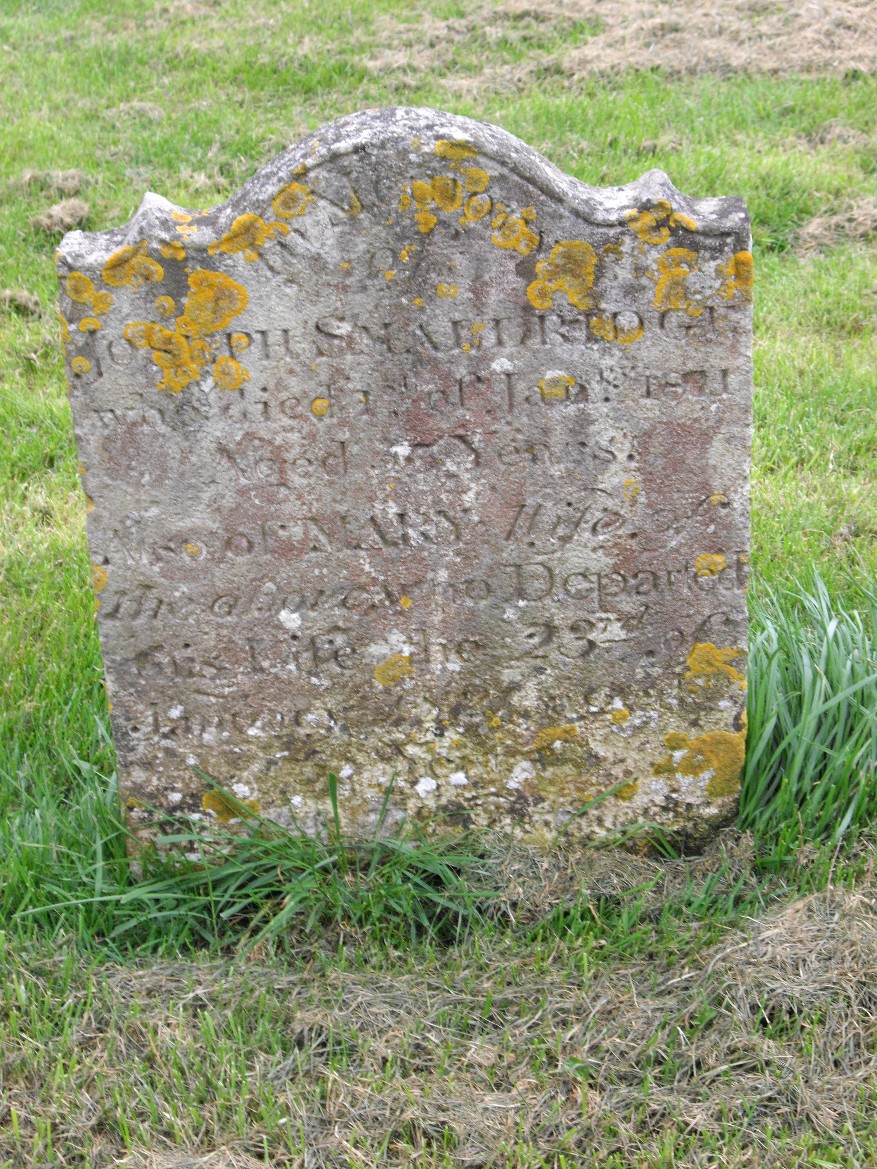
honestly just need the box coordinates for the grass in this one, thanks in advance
[1,0,876,1165]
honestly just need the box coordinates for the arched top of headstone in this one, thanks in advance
[59,107,748,271]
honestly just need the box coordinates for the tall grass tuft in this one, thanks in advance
[742,575,877,856]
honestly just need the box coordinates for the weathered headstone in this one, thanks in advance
[58,108,752,845]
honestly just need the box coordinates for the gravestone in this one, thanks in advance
[58,108,752,845]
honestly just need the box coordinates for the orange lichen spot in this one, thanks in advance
[183,543,201,558]
[292,162,308,176]
[170,210,192,223]
[230,332,250,353]
[686,642,746,686]
[538,372,574,400]
[85,495,94,514]
[413,296,425,307]
[435,139,477,160]
[436,283,458,298]
[710,493,728,506]
[664,731,689,750]
[616,314,644,344]
[400,244,417,262]
[622,479,639,501]
[311,397,330,416]
[272,181,315,219]
[431,175,463,212]
[491,208,539,255]
[209,213,289,261]
[461,166,489,193]
[102,241,164,288]
[625,200,672,245]
[611,708,630,724]
[346,190,363,217]
[153,295,176,318]
[91,563,108,592]
[182,270,248,333]
[398,190,413,211]
[57,314,71,345]
[91,291,114,315]
[400,595,413,609]
[71,356,91,375]
[460,194,492,226]
[213,356,250,392]
[653,248,702,316]
[695,553,727,577]
[160,241,186,261]
[339,260,352,271]
[416,211,438,234]
[589,314,615,341]
[680,731,745,797]
[374,653,413,687]
[669,211,697,232]
[527,240,597,311]
[717,250,754,302]
[66,272,95,303]
[533,724,578,750]
[202,789,260,823]
[79,317,101,332]
[385,269,396,281]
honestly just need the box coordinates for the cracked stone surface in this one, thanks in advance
[58,107,752,845]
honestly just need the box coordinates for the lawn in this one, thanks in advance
[0,1,876,1165]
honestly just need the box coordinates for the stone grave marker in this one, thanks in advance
[58,108,752,845]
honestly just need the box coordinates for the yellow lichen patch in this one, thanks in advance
[71,356,91,375]
[460,194,492,226]
[623,479,640,501]
[485,711,502,729]
[538,373,574,400]
[79,317,101,332]
[230,332,250,353]
[91,563,108,592]
[66,272,95,303]
[400,245,417,262]
[311,397,330,416]
[695,553,727,577]
[710,493,728,506]
[431,175,463,212]
[374,653,413,687]
[160,241,186,261]
[527,240,597,311]
[202,790,260,823]
[91,291,114,315]
[102,241,164,289]
[686,642,746,686]
[491,207,539,255]
[717,250,754,302]
[611,708,630,724]
[181,270,248,333]
[183,543,201,558]
[533,724,578,750]
[461,166,489,193]
[416,211,438,234]
[626,200,673,244]
[339,260,352,271]
[208,214,289,262]
[385,269,396,281]
[615,779,639,801]
[616,315,644,343]
[85,495,94,514]
[653,248,702,316]
[670,212,697,231]
[663,731,689,750]
[125,322,203,393]
[435,139,477,160]
[154,295,176,319]
[400,595,413,610]
[589,315,615,341]
[213,356,250,392]
[272,181,315,218]
[170,210,191,223]
[57,313,71,345]
[412,296,424,307]
[436,283,458,298]
[679,731,746,797]
[346,191,363,217]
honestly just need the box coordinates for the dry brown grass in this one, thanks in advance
[795,195,877,254]
[366,0,877,92]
